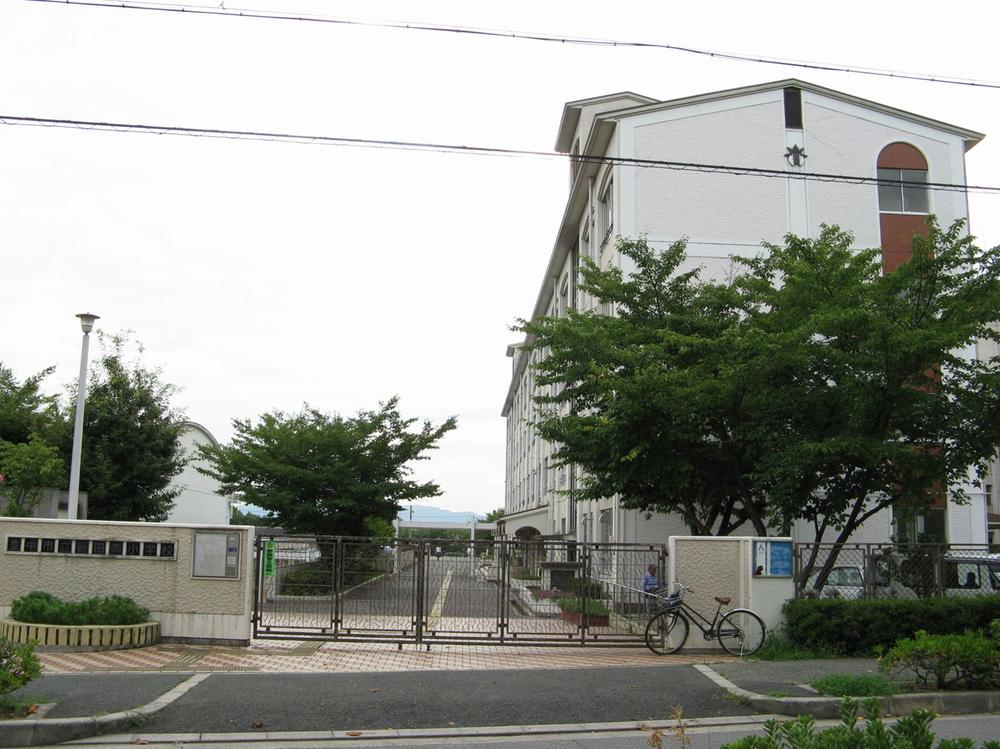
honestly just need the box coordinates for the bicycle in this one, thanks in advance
[644,582,766,656]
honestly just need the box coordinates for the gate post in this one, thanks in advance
[414,541,426,645]
[331,538,342,635]
[579,544,591,644]
[252,534,262,638]
[498,540,509,644]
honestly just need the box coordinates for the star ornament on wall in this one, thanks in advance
[785,145,807,168]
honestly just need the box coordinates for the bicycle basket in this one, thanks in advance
[657,589,684,611]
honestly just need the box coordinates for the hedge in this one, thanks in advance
[783,595,1000,655]
[10,591,149,626]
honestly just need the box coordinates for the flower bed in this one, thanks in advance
[4,591,159,651]
[0,618,160,651]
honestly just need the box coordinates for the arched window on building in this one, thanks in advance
[876,143,930,273]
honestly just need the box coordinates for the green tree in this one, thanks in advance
[0,364,67,516]
[523,236,765,535]
[198,397,457,537]
[0,364,62,446]
[0,438,65,516]
[72,334,186,521]
[522,220,1000,562]
[230,505,270,526]
[484,507,505,522]
[739,219,1000,581]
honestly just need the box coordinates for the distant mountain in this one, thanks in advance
[235,502,483,524]
[397,504,484,523]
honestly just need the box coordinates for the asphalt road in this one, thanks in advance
[12,672,190,718]
[129,665,754,733]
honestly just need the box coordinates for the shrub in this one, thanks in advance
[879,629,1000,690]
[10,591,148,626]
[555,596,610,616]
[782,595,1000,655]
[0,638,41,697]
[722,698,1000,749]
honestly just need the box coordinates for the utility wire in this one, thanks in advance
[25,0,1000,91]
[2,114,997,195]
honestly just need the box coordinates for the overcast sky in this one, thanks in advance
[2,0,998,516]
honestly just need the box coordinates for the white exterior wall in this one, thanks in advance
[628,95,787,251]
[166,423,231,526]
[802,94,967,241]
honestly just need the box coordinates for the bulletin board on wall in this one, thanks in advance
[193,531,242,578]
[753,540,793,577]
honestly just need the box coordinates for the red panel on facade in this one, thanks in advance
[879,214,928,272]
[877,143,928,170]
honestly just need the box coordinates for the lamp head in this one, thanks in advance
[76,313,100,334]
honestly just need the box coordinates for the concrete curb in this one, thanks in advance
[50,714,782,745]
[0,672,210,747]
[694,664,1000,719]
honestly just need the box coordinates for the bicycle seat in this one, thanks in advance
[714,596,731,605]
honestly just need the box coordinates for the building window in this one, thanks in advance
[570,138,582,183]
[877,168,929,213]
[783,87,803,129]
[877,143,929,214]
[599,178,613,247]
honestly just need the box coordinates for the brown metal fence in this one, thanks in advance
[253,535,664,646]
[794,543,1000,600]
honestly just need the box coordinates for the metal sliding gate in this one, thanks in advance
[253,535,665,646]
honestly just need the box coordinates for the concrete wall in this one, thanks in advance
[0,517,255,645]
[669,535,794,639]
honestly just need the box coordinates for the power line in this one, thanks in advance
[3,113,998,195]
[26,0,1000,91]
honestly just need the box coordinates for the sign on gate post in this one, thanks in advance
[263,541,276,577]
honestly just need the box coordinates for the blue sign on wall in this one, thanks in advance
[754,540,793,577]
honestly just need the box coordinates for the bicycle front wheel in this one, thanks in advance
[717,609,766,656]
[644,609,689,655]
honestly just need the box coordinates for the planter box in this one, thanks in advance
[0,618,160,652]
[558,611,610,627]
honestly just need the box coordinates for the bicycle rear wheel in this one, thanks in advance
[644,609,689,655]
[717,609,766,656]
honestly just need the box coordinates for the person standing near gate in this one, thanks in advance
[643,564,660,614]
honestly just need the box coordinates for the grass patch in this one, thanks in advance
[750,629,837,661]
[767,690,792,698]
[721,691,751,706]
[0,694,51,719]
[810,673,899,697]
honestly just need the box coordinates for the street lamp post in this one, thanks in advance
[67,313,99,521]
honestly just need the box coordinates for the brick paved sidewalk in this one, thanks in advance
[39,639,733,674]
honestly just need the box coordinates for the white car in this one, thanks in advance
[804,554,1000,599]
